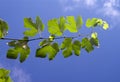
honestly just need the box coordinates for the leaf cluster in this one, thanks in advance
[0,16,109,63]
[0,68,13,82]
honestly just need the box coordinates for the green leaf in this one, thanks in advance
[60,38,73,58]
[36,16,44,32]
[59,16,66,32]
[0,68,12,82]
[60,38,72,50]
[24,18,36,28]
[19,46,30,63]
[86,18,98,28]
[39,39,48,46]
[48,18,62,36]
[90,38,99,46]
[76,16,83,29]
[91,32,97,39]
[81,38,88,48]
[96,19,103,26]
[7,41,17,47]
[72,40,81,56]
[36,47,47,58]
[65,16,77,32]
[51,43,59,52]
[0,68,10,77]
[0,19,9,38]
[81,38,94,53]
[62,46,72,58]
[24,18,38,37]
[36,45,58,60]
[103,21,109,30]
[7,48,18,59]
[7,37,30,63]
[85,42,94,53]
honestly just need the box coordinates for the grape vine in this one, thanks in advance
[0,16,109,63]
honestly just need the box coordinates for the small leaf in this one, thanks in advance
[48,46,57,60]
[86,18,92,28]
[76,16,83,29]
[85,42,94,53]
[48,18,62,36]
[51,43,59,52]
[65,16,77,32]
[103,21,109,30]
[59,16,66,32]
[36,16,44,32]
[90,38,99,46]
[23,29,38,37]
[36,47,47,58]
[24,18,36,29]
[81,38,94,53]
[0,19,9,38]
[63,47,72,58]
[7,48,18,59]
[7,41,17,47]
[24,18,38,37]
[0,68,12,82]
[81,38,88,48]
[19,46,30,63]
[60,38,72,50]
[39,39,48,46]
[86,18,98,28]
[36,45,57,60]
[72,40,81,56]
[91,32,97,39]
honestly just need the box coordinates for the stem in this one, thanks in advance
[0,33,91,42]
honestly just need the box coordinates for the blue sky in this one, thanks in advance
[0,0,120,82]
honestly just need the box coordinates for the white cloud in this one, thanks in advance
[59,0,120,17]
[59,0,97,11]
[12,67,31,82]
[84,0,97,7]
[101,0,120,17]
[0,63,31,82]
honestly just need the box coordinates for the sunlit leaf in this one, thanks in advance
[51,43,59,52]
[36,45,58,60]
[24,18,38,37]
[60,38,72,50]
[81,38,94,53]
[19,46,30,63]
[7,48,18,59]
[103,21,109,30]
[90,38,99,46]
[0,68,12,82]
[91,32,97,39]
[86,18,98,28]
[63,47,72,58]
[48,18,62,36]
[36,47,47,58]
[36,16,44,32]
[7,37,30,63]
[0,19,9,38]
[96,19,103,26]
[59,16,66,32]
[76,16,83,29]
[65,16,77,32]
[39,39,48,46]
[61,38,73,58]
[72,40,81,56]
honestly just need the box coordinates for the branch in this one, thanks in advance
[0,33,91,42]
